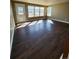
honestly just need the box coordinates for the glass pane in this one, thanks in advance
[35,6,39,17]
[40,7,44,16]
[28,6,34,17]
[17,7,24,15]
[47,7,52,16]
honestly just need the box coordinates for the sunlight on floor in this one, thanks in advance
[16,22,31,29]
[37,20,43,24]
[29,21,37,26]
[47,20,54,24]
[16,20,54,29]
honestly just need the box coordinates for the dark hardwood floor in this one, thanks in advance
[10,20,69,59]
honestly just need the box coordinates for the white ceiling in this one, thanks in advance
[14,0,69,5]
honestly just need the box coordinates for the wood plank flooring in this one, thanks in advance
[10,20,69,59]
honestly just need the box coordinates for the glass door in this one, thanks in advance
[14,3,26,23]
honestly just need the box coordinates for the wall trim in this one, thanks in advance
[49,18,69,24]
[10,27,15,53]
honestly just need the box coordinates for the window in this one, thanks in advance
[35,6,40,17]
[17,7,24,15]
[40,7,44,16]
[28,5,45,17]
[47,7,52,16]
[28,6,34,17]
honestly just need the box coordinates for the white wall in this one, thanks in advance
[10,5,15,50]
[48,2,69,23]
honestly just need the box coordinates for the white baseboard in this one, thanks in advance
[49,18,69,24]
[60,53,63,59]
[10,27,15,53]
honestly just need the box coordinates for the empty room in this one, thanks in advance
[10,0,69,59]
